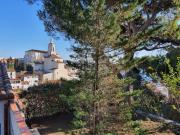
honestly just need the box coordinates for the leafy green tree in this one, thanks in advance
[24,80,78,118]
[26,0,180,134]
[162,58,180,109]
[26,64,33,73]
[27,0,180,67]
[166,48,180,68]
[14,59,25,72]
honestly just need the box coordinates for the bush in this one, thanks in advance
[24,80,79,119]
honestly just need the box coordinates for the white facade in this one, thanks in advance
[10,79,23,90]
[10,75,38,90]
[7,71,16,79]
[23,75,38,86]
[24,39,78,82]
[42,73,53,82]
[44,57,57,73]
[34,63,44,71]
[24,50,47,65]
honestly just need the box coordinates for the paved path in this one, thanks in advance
[30,114,73,135]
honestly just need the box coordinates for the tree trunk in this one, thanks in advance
[128,85,134,105]
[92,48,100,134]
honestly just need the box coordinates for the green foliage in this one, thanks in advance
[24,80,79,119]
[162,58,180,97]
[70,89,94,128]
[166,48,180,68]
[136,91,165,115]
[14,59,25,72]
[27,0,179,67]
[26,64,33,73]
[26,0,180,134]
[129,121,147,135]
[25,88,63,118]
[137,56,180,121]
[138,48,180,77]
[104,133,115,135]
[72,118,87,128]
[138,56,167,76]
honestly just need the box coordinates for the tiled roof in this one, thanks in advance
[26,49,47,53]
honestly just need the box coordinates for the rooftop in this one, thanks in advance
[44,54,61,59]
[26,49,47,53]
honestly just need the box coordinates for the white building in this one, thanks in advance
[7,71,16,79]
[10,79,23,90]
[24,49,47,65]
[23,75,39,87]
[10,74,39,90]
[24,39,78,82]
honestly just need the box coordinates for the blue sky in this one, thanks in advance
[0,0,167,59]
[0,0,73,59]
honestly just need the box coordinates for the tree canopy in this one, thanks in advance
[26,0,180,134]
[27,0,179,62]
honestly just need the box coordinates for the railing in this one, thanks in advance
[0,61,32,135]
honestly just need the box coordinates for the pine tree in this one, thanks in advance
[26,0,180,134]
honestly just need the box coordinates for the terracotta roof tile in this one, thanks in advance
[10,103,19,112]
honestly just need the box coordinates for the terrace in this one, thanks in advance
[0,61,32,135]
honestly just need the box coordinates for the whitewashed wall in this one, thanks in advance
[23,76,38,86]
[24,51,45,64]
[34,64,43,71]
[42,73,53,82]
[11,82,23,90]
[44,57,57,72]
[7,72,16,79]
[9,109,21,135]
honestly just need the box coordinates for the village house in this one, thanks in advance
[10,74,39,90]
[24,39,78,82]
[5,58,39,90]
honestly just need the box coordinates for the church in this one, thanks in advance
[24,39,77,82]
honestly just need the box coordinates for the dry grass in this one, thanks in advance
[140,120,176,135]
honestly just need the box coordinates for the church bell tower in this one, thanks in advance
[48,38,56,55]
